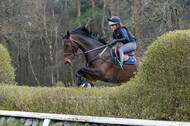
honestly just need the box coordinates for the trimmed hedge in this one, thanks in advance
[119,29,190,121]
[0,44,16,84]
[0,85,120,117]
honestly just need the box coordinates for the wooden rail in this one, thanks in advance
[0,110,190,126]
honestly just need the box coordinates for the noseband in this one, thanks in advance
[63,37,78,57]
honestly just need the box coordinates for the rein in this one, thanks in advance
[64,36,119,67]
[66,36,109,56]
[83,45,108,54]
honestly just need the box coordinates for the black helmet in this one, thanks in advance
[108,16,121,26]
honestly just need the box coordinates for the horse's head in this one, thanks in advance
[61,31,78,65]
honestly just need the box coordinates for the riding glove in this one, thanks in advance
[109,39,117,46]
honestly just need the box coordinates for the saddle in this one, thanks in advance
[110,46,136,64]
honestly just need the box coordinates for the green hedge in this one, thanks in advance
[0,30,189,121]
[0,85,120,117]
[0,44,16,84]
[119,29,190,121]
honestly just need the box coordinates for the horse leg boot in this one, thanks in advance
[76,74,86,86]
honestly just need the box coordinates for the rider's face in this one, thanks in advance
[110,24,117,31]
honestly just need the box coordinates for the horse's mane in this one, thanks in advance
[71,26,108,45]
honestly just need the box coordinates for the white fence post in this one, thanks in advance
[43,119,51,126]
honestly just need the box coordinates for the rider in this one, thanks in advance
[108,16,136,68]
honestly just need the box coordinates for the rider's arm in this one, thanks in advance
[110,33,117,46]
[113,33,116,39]
[116,27,129,43]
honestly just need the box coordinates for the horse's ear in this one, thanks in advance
[61,33,64,39]
[67,31,70,38]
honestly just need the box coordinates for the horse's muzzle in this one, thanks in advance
[64,58,72,65]
[65,61,71,65]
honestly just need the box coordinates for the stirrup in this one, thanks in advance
[117,59,123,69]
[119,62,123,69]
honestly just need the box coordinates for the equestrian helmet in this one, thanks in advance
[108,16,121,26]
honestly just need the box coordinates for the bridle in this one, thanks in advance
[63,36,108,57]
[63,37,78,57]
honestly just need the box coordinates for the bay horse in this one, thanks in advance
[61,26,142,86]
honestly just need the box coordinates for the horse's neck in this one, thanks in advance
[72,35,104,63]
[72,35,103,52]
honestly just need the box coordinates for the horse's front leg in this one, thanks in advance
[76,74,84,86]
[75,67,103,81]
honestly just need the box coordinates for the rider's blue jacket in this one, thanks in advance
[113,26,136,44]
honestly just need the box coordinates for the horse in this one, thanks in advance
[61,26,142,86]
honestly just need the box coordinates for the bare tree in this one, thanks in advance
[77,0,81,26]
[109,0,115,16]
[24,30,40,85]
[101,0,108,36]
[135,0,143,54]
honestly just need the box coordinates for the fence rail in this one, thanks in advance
[0,110,190,126]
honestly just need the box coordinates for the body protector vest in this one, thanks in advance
[113,26,136,44]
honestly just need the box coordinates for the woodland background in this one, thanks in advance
[0,0,190,87]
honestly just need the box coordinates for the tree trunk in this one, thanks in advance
[135,0,143,53]
[101,0,107,36]
[70,64,75,86]
[170,6,179,30]
[181,0,186,21]
[109,0,114,16]
[43,0,55,86]
[24,31,40,85]
[91,0,98,31]
[77,0,81,26]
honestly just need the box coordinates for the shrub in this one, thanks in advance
[0,44,16,84]
[139,30,189,87]
[120,29,190,121]
[56,81,65,87]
